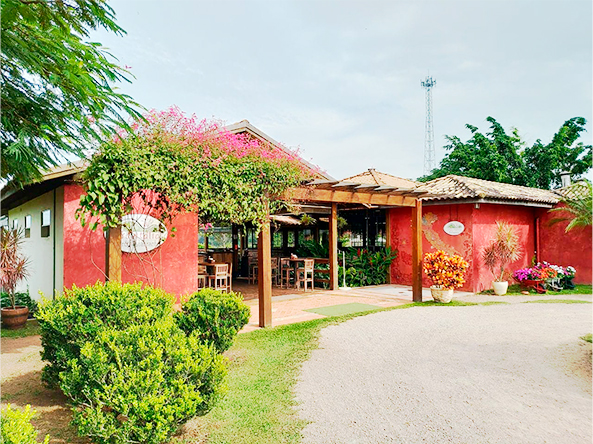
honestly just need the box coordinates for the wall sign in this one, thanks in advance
[121,214,168,253]
[443,221,465,236]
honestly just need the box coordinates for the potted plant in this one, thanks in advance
[0,227,30,329]
[482,222,520,295]
[562,266,576,289]
[423,250,469,303]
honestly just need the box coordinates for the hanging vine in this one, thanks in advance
[76,107,314,230]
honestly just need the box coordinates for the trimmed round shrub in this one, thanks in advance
[37,281,175,387]
[175,289,250,353]
[60,319,226,444]
[1,404,49,444]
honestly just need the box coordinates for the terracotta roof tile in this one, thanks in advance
[416,175,561,205]
[342,169,418,189]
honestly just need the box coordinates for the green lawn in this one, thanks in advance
[1,319,40,338]
[479,284,592,296]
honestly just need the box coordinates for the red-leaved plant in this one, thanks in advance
[0,228,29,309]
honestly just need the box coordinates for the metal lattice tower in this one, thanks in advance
[421,76,436,175]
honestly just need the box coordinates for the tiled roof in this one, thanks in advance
[416,175,561,205]
[342,169,418,189]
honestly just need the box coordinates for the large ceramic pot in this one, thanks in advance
[430,286,454,303]
[1,306,30,329]
[492,281,508,296]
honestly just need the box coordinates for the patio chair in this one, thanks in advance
[226,262,233,292]
[198,264,208,289]
[296,259,314,291]
[209,263,230,293]
[248,252,258,284]
[279,258,292,288]
[271,257,280,286]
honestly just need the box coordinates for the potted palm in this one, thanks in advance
[423,250,469,303]
[482,222,520,295]
[0,227,30,329]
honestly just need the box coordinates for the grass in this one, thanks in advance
[522,299,592,304]
[1,319,40,338]
[479,284,592,296]
[581,334,592,343]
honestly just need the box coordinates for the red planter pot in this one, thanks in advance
[1,306,30,329]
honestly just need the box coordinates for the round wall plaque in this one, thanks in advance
[443,221,465,236]
[121,214,168,253]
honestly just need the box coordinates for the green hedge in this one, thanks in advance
[37,282,174,388]
[1,404,49,444]
[61,320,226,444]
[175,288,251,353]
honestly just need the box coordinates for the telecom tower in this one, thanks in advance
[421,76,436,175]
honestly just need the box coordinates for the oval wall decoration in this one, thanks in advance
[443,221,465,236]
[121,214,168,253]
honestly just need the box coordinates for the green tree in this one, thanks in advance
[419,117,592,190]
[1,0,142,187]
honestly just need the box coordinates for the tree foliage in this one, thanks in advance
[1,0,142,187]
[77,107,313,230]
[419,117,592,189]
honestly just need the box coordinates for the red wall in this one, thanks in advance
[388,204,475,292]
[538,204,592,284]
[389,201,592,293]
[62,184,199,300]
[471,204,536,293]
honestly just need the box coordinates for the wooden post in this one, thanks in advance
[106,225,122,282]
[411,200,423,302]
[257,217,272,328]
[329,203,339,290]
[385,209,392,284]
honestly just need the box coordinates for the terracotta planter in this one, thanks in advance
[492,281,508,295]
[1,306,30,329]
[430,286,454,303]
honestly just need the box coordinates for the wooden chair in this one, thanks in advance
[248,252,258,284]
[271,257,280,286]
[209,264,230,292]
[198,264,208,289]
[226,262,233,293]
[279,258,292,288]
[296,259,314,291]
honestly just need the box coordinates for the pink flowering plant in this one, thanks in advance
[513,261,575,284]
[77,107,315,230]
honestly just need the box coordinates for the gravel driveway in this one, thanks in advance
[295,303,592,444]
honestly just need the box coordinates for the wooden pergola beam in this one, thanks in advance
[411,199,423,302]
[106,226,122,282]
[257,216,272,327]
[328,203,338,290]
[284,187,417,207]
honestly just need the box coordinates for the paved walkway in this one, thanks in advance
[241,284,473,332]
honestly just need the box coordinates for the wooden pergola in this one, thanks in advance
[255,179,427,327]
[105,179,428,328]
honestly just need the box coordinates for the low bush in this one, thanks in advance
[175,288,250,353]
[338,247,398,287]
[37,281,174,388]
[1,404,49,444]
[60,319,226,444]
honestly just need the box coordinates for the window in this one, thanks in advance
[340,209,386,251]
[287,230,295,248]
[24,215,32,238]
[246,228,258,249]
[12,218,18,230]
[41,209,51,237]
[0,217,7,229]
[298,228,313,246]
[272,231,283,249]
[207,227,233,250]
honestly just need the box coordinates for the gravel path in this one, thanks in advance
[295,303,592,444]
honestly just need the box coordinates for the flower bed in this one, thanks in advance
[513,262,576,292]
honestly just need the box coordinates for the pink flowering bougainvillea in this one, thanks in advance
[77,107,315,230]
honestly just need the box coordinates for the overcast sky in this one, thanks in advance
[92,0,592,181]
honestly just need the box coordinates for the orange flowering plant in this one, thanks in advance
[423,250,469,290]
